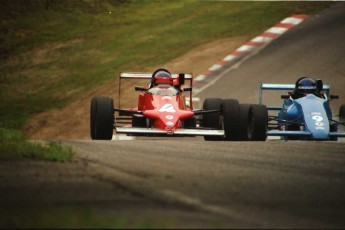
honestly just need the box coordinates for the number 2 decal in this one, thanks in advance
[312,114,324,129]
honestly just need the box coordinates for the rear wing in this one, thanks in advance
[120,72,193,80]
[260,83,330,91]
[259,82,331,110]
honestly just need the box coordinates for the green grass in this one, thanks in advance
[0,1,333,130]
[0,206,175,229]
[0,128,74,161]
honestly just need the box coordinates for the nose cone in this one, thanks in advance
[143,105,194,130]
[297,95,330,139]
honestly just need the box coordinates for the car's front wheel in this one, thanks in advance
[90,96,114,140]
[238,104,254,141]
[202,98,223,141]
[247,104,268,141]
[222,99,241,141]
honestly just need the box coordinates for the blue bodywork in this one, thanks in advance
[260,83,345,140]
[278,94,331,139]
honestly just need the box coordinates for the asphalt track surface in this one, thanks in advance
[2,3,345,228]
[65,139,345,228]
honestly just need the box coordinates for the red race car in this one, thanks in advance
[90,68,267,141]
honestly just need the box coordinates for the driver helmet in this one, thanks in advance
[153,70,173,86]
[295,77,317,94]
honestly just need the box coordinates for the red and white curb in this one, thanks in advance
[194,14,309,83]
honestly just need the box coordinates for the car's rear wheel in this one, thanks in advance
[202,98,223,141]
[132,115,146,127]
[247,104,268,141]
[286,124,301,140]
[223,99,241,141]
[338,104,345,135]
[340,104,345,123]
[330,123,338,141]
[184,118,196,128]
[90,96,114,140]
[131,115,147,136]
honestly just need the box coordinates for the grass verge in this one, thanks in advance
[0,128,74,161]
[1,206,174,229]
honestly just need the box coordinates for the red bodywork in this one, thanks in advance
[115,72,224,137]
[117,73,195,133]
[136,74,194,132]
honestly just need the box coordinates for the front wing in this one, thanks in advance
[115,127,224,136]
[268,130,345,138]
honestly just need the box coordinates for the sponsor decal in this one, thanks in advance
[166,121,174,127]
[166,115,174,120]
[159,104,176,113]
[311,112,321,115]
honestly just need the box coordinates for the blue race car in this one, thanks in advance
[259,77,345,140]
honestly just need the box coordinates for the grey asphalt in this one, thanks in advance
[64,139,345,228]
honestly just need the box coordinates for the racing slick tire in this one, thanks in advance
[184,118,196,128]
[238,104,255,141]
[222,99,241,141]
[247,104,268,141]
[286,124,301,140]
[338,104,345,134]
[132,115,146,128]
[131,115,147,136]
[202,98,223,141]
[330,123,338,141]
[340,104,345,124]
[90,96,114,140]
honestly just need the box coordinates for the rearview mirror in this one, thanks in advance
[135,86,145,91]
[183,87,192,92]
[330,94,339,100]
